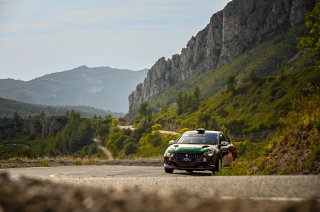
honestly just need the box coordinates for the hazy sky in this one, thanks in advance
[0,0,231,81]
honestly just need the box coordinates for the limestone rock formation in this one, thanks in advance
[129,0,314,113]
[0,116,67,140]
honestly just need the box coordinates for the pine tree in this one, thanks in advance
[176,91,183,114]
[298,1,320,54]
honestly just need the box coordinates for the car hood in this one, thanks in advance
[166,144,218,153]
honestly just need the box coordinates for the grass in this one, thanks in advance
[216,140,273,176]
[0,157,164,169]
[217,87,320,175]
[152,24,320,137]
[150,25,305,109]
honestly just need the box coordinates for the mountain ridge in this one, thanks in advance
[128,0,315,113]
[0,97,124,118]
[0,66,148,113]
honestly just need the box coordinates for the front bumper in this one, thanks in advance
[163,155,217,171]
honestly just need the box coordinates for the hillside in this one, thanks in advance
[126,0,318,136]
[0,66,147,113]
[150,25,319,137]
[0,0,318,176]
[129,0,314,113]
[0,97,123,118]
[117,0,319,175]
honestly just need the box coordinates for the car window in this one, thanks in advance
[219,133,226,142]
[177,133,218,144]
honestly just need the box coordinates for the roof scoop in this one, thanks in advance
[197,128,205,134]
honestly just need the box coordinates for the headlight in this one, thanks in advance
[164,151,172,157]
[203,151,214,157]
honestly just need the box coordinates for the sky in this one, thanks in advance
[0,0,231,81]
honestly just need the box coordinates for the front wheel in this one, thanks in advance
[164,168,174,173]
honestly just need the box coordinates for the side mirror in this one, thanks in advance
[169,140,175,145]
[220,141,229,146]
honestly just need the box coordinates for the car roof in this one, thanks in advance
[183,130,222,134]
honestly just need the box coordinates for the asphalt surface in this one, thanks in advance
[3,165,320,200]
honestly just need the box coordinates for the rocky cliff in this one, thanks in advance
[0,116,67,140]
[129,0,314,113]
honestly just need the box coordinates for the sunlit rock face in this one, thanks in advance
[129,0,314,113]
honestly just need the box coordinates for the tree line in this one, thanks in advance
[176,86,200,114]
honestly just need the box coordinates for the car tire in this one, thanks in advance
[165,168,174,173]
[215,158,222,172]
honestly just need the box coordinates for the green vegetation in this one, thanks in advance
[0,97,123,118]
[0,111,109,160]
[101,109,179,158]
[41,111,93,155]
[265,85,320,174]
[104,117,179,158]
[1,4,319,175]
[119,9,319,174]
[146,25,306,114]
[136,131,178,158]
[298,0,320,54]
[218,85,320,175]
[150,25,320,138]
[216,140,272,176]
[176,87,201,114]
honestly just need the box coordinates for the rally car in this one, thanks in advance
[163,128,237,174]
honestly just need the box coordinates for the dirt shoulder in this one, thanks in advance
[0,158,163,169]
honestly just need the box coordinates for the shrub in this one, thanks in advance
[178,128,191,134]
[151,124,161,132]
[124,142,137,155]
[225,120,248,135]
[216,107,228,118]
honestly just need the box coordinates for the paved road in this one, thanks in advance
[117,125,179,135]
[3,165,320,200]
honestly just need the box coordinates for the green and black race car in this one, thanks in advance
[163,128,237,174]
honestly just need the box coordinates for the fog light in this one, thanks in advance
[169,154,174,161]
[203,158,207,162]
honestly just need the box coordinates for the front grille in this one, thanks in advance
[174,153,203,166]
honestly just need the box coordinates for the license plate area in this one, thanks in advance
[183,157,192,162]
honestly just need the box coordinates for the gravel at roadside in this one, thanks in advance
[0,172,319,212]
[0,158,163,169]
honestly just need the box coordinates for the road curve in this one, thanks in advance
[117,125,179,135]
[93,138,113,160]
[3,165,320,200]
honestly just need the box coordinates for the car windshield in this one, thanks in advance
[177,133,218,144]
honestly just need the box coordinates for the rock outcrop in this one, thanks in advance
[0,116,67,140]
[129,0,314,113]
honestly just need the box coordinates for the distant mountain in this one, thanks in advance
[0,97,123,118]
[0,66,148,113]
